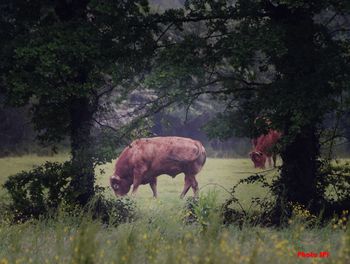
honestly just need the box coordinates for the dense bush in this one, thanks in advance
[2,162,137,225]
[322,161,350,203]
[222,160,350,227]
[3,161,75,222]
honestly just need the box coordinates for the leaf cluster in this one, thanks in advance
[1,0,160,143]
[3,161,75,222]
[87,187,137,226]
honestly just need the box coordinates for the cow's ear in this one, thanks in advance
[249,152,253,157]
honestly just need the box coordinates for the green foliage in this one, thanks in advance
[2,0,158,142]
[145,0,350,223]
[2,163,136,226]
[0,157,349,263]
[203,113,238,140]
[3,161,75,222]
[1,0,162,205]
[183,191,221,231]
[86,187,137,226]
[91,129,124,167]
[70,220,100,264]
[222,160,350,226]
[321,161,350,210]
[222,174,275,227]
[204,111,266,140]
[0,200,349,263]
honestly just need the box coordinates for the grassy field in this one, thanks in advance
[0,154,274,206]
[0,155,349,264]
[0,154,68,188]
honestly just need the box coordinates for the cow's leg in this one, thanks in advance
[191,175,199,197]
[131,165,147,196]
[273,153,277,168]
[149,177,157,198]
[180,174,193,199]
[267,156,272,168]
[131,177,142,196]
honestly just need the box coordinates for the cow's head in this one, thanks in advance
[249,151,266,169]
[110,175,131,196]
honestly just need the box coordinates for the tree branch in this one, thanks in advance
[155,22,174,43]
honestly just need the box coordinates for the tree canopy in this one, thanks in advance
[145,0,350,221]
[1,0,350,223]
[0,0,160,204]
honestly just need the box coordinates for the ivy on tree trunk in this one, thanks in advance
[69,96,95,205]
[273,125,323,223]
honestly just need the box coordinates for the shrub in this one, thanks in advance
[86,187,137,226]
[322,161,350,211]
[3,161,75,222]
[2,162,137,225]
[222,160,350,227]
[222,174,275,227]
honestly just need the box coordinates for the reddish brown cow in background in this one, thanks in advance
[250,130,281,169]
[110,136,206,198]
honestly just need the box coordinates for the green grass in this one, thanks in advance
[0,153,68,187]
[0,155,276,206]
[0,199,348,264]
[97,158,275,206]
[0,155,349,264]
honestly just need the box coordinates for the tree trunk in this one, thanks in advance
[273,125,324,224]
[264,6,327,224]
[69,96,95,206]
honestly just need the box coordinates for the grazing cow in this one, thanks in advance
[110,136,206,198]
[250,129,281,169]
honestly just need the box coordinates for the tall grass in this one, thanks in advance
[0,193,349,264]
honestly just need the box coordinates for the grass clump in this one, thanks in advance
[183,191,221,232]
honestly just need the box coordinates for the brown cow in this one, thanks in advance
[110,136,206,198]
[249,129,281,169]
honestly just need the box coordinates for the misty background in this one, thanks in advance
[0,0,349,158]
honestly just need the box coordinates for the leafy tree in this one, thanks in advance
[146,0,350,222]
[0,0,159,205]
